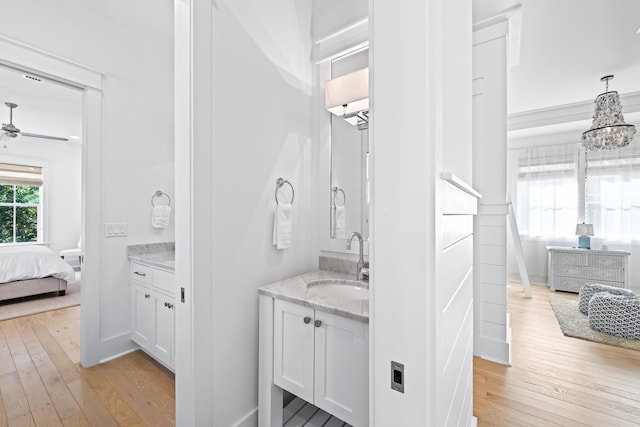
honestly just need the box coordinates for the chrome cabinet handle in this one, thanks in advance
[314,320,322,328]
[303,316,311,324]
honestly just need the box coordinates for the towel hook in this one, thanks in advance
[275,178,294,204]
[151,190,171,207]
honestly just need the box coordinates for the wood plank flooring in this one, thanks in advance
[474,283,640,426]
[0,306,175,426]
[3,283,638,426]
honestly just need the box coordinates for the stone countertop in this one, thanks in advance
[258,270,369,323]
[127,242,175,271]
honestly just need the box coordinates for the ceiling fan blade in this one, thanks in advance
[20,132,69,142]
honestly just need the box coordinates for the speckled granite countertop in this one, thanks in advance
[127,242,175,271]
[258,270,369,323]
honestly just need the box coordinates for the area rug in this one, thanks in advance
[549,296,640,351]
[0,280,80,322]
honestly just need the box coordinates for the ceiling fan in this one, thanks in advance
[2,102,68,141]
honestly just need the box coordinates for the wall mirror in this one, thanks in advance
[329,48,370,241]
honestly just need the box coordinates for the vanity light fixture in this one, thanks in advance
[325,67,369,129]
[581,75,636,151]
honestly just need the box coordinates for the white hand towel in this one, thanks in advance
[152,205,172,229]
[272,203,292,249]
[334,205,346,239]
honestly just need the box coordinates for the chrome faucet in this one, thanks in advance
[346,231,369,281]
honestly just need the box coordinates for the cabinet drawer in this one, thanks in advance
[555,276,623,292]
[553,252,587,266]
[153,268,175,294]
[131,263,151,284]
[553,264,624,282]
[588,254,625,269]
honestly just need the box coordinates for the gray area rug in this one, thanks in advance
[0,280,80,322]
[549,296,640,351]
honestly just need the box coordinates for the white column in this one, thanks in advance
[472,21,511,365]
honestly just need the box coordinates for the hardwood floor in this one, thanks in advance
[474,283,640,426]
[4,284,638,426]
[0,306,175,426]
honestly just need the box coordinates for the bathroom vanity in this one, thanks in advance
[258,270,369,427]
[128,243,176,372]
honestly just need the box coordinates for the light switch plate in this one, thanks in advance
[105,222,128,237]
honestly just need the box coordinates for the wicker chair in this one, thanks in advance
[587,292,640,340]
[578,282,634,315]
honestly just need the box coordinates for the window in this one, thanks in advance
[584,151,640,241]
[511,143,640,243]
[514,144,578,239]
[0,163,43,244]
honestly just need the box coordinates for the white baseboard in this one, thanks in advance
[232,407,258,427]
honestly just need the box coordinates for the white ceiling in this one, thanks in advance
[0,64,83,142]
[2,1,639,143]
[475,0,640,115]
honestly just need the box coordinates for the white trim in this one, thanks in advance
[441,172,482,199]
[314,17,369,46]
[0,35,103,90]
[312,18,369,65]
[0,42,102,368]
[174,0,194,424]
[508,91,640,131]
[473,5,522,67]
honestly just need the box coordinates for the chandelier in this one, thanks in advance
[581,75,636,151]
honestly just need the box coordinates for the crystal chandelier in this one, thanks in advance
[581,75,636,151]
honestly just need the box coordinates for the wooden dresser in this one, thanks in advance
[547,246,630,293]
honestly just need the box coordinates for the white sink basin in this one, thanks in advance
[307,279,369,300]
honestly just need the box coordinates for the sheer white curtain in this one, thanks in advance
[585,142,640,244]
[510,142,579,241]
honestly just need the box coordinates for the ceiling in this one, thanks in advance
[2,1,638,144]
[503,0,640,115]
[0,64,83,143]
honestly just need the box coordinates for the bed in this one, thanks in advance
[0,245,76,302]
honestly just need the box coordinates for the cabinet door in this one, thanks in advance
[132,284,153,347]
[273,299,315,403]
[314,311,368,427]
[153,294,175,368]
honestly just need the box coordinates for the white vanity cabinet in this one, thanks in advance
[273,299,368,427]
[130,262,175,371]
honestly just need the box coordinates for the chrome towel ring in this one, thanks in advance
[151,190,171,207]
[275,178,294,204]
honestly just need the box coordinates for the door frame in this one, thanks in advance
[0,35,104,367]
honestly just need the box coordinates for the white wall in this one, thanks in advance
[0,141,82,254]
[0,0,175,362]
[182,0,317,424]
[371,0,475,425]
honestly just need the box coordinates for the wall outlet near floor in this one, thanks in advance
[105,222,128,237]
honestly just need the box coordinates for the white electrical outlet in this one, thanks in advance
[105,222,128,237]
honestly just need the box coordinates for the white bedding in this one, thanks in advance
[0,245,76,284]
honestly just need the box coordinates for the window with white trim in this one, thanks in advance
[0,163,43,244]
[512,143,640,243]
